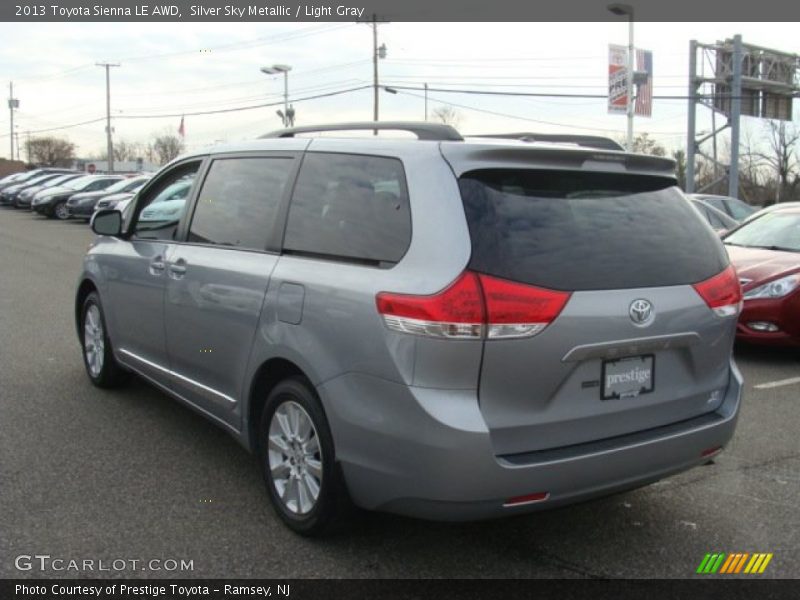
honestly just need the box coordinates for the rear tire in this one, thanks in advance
[257,377,351,536]
[80,292,129,388]
[53,201,70,220]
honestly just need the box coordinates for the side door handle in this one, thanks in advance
[149,256,166,276]
[168,258,187,279]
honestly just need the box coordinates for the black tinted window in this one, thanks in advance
[459,169,727,291]
[284,153,411,265]
[188,157,292,250]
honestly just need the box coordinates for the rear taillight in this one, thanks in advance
[376,271,571,339]
[692,265,743,317]
[376,272,484,339]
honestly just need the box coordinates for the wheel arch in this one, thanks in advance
[246,357,313,452]
[75,278,98,336]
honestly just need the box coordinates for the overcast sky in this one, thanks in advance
[0,21,797,159]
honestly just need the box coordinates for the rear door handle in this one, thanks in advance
[168,258,187,279]
[149,256,166,276]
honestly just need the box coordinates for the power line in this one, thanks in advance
[118,85,372,119]
[0,85,373,139]
[389,88,685,136]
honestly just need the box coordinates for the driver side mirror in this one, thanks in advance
[91,209,122,237]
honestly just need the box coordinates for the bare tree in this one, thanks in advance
[672,149,687,190]
[432,105,462,129]
[113,139,145,162]
[624,132,667,157]
[150,132,185,165]
[755,121,800,205]
[28,136,76,167]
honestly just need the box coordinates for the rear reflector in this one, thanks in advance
[692,265,743,317]
[503,492,550,507]
[701,446,722,458]
[376,271,571,339]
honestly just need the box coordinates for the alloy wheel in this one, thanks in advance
[268,400,323,515]
[83,304,105,377]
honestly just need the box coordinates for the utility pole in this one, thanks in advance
[97,63,120,173]
[8,82,19,160]
[25,130,30,163]
[424,83,428,121]
[368,14,389,133]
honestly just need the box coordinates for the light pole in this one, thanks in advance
[261,64,292,127]
[608,3,635,151]
[96,63,120,172]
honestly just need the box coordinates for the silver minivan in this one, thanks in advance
[77,122,743,535]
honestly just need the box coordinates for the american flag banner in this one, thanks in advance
[635,49,653,117]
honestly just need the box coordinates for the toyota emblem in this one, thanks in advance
[629,299,654,326]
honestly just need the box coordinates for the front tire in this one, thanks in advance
[80,292,128,388]
[258,377,350,536]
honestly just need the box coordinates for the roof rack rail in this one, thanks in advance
[468,133,624,152]
[260,121,464,142]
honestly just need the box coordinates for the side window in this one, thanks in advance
[132,162,201,240]
[284,153,411,265]
[187,157,293,250]
[727,200,751,220]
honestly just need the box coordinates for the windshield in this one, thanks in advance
[724,211,800,252]
[102,178,137,194]
[65,176,97,190]
[47,174,77,186]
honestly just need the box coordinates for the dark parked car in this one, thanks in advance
[724,205,800,346]
[13,173,84,208]
[689,194,757,222]
[93,192,136,213]
[32,175,124,219]
[0,172,78,206]
[689,198,739,235]
[0,168,73,193]
[66,176,151,220]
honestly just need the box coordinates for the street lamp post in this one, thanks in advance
[261,64,293,128]
[608,3,635,151]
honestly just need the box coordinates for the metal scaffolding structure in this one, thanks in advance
[686,35,799,197]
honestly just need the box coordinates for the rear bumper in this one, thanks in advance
[319,360,743,521]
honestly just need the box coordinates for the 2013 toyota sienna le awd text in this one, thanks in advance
[76,122,744,535]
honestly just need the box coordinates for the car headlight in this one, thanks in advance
[743,273,800,300]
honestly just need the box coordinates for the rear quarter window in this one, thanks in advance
[459,169,728,291]
[283,153,411,266]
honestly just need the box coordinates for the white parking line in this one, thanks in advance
[754,377,800,390]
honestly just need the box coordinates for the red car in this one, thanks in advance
[723,205,800,345]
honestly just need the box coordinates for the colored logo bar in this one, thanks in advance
[696,553,773,574]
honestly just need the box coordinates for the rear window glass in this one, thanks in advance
[459,169,727,291]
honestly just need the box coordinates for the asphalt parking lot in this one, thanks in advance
[0,206,798,579]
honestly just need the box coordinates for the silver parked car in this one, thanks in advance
[76,122,744,535]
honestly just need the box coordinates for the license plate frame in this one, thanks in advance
[601,354,655,400]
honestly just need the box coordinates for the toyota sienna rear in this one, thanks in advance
[77,122,743,535]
